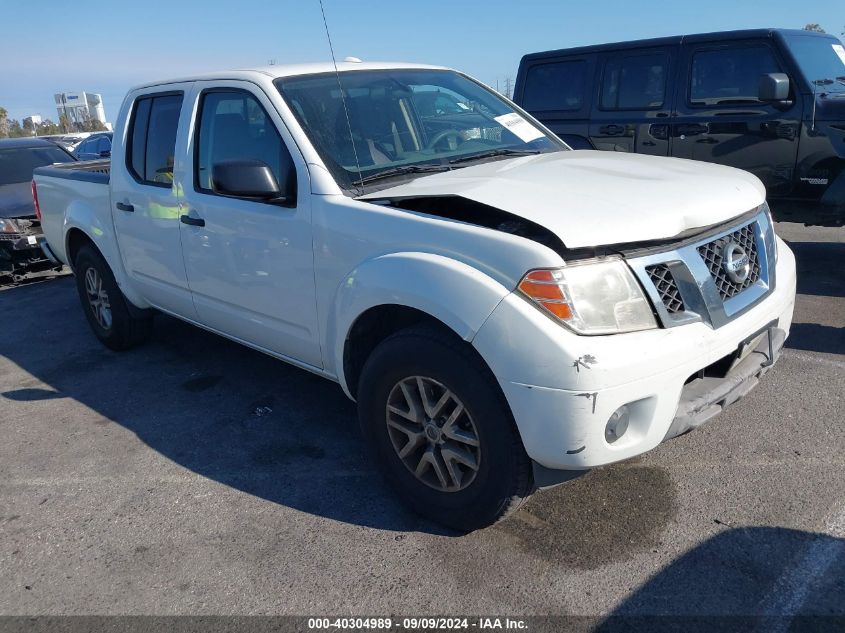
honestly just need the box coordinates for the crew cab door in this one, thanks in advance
[179,82,321,368]
[671,39,801,196]
[110,86,196,317]
[588,46,676,156]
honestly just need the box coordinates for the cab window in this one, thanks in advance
[690,45,781,105]
[601,53,669,110]
[126,93,183,186]
[194,89,296,202]
[521,60,587,112]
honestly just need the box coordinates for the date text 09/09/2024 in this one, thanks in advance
[307,617,528,630]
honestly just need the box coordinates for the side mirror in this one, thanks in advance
[212,159,287,203]
[759,73,790,102]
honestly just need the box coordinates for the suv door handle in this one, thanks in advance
[674,123,709,136]
[180,214,205,227]
[599,124,625,135]
[115,202,134,212]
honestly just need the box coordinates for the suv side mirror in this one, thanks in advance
[759,73,790,102]
[212,159,289,204]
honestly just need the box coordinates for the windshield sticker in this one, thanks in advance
[833,44,845,67]
[494,113,545,143]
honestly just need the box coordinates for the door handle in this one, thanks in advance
[180,214,205,227]
[649,124,669,141]
[115,202,134,212]
[695,137,718,144]
[674,123,709,136]
[599,124,625,135]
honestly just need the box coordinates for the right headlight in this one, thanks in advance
[518,257,657,335]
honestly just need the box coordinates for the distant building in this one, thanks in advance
[54,91,111,130]
[23,115,42,128]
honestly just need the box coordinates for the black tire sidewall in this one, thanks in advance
[358,329,528,530]
[73,245,142,350]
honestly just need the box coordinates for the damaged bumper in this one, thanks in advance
[0,234,56,277]
[472,237,797,471]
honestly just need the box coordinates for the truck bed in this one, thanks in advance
[34,159,111,185]
[33,159,112,266]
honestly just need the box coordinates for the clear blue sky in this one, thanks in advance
[1,0,842,123]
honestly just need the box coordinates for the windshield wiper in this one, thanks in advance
[351,164,450,186]
[448,148,540,165]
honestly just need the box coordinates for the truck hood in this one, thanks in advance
[0,182,36,218]
[360,151,766,248]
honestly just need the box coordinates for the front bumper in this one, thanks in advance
[472,236,797,470]
[0,234,54,276]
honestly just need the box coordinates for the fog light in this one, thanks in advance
[605,405,630,444]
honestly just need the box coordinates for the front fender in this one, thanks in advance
[63,203,150,309]
[328,252,511,397]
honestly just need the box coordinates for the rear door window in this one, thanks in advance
[690,45,781,105]
[126,93,183,186]
[601,53,669,109]
[521,60,587,111]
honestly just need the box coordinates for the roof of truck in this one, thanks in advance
[130,61,451,92]
[520,28,840,61]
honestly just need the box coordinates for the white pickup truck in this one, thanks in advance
[33,61,796,531]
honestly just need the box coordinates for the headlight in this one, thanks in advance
[518,257,657,335]
[0,218,22,235]
[762,201,779,263]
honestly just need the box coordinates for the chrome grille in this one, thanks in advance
[627,207,775,331]
[646,264,685,313]
[697,223,760,300]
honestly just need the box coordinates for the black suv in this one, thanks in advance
[514,29,845,225]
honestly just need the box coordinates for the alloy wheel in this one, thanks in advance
[84,266,112,330]
[385,376,481,492]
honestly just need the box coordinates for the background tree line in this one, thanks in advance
[802,23,845,34]
[0,106,106,139]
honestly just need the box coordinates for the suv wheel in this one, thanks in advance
[74,244,152,350]
[357,325,534,531]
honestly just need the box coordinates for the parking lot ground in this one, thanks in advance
[0,223,843,621]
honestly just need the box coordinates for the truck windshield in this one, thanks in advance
[275,69,566,192]
[783,34,845,92]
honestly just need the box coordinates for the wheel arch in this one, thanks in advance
[329,252,511,399]
[63,220,150,309]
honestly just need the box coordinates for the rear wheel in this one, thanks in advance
[357,325,534,531]
[74,244,152,350]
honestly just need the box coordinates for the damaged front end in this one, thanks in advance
[366,194,567,256]
[0,216,57,281]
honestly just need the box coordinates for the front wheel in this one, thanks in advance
[73,244,152,351]
[357,325,534,531]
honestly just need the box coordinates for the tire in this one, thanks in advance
[357,325,534,531]
[73,244,152,351]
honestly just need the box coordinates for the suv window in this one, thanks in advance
[96,136,111,153]
[521,60,586,111]
[601,53,668,109]
[195,89,295,199]
[127,93,183,186]
[690,45,781,105]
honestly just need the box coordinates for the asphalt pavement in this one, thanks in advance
[0,222,843,623]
